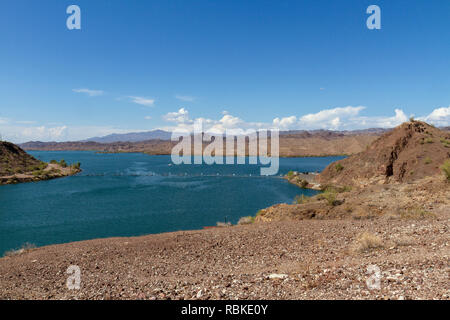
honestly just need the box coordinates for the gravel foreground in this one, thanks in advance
[0,212,448,300]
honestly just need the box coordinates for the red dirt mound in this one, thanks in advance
[317,121,450,187]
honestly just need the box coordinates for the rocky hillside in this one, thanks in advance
[317,121,450,187]
[0,141,81,185]
[0,141,45,176]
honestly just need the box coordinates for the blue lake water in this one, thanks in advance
[0,151,344,255]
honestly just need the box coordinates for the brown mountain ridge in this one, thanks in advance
[317,121,450,187]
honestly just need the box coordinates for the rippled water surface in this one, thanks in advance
[0,151,344,254]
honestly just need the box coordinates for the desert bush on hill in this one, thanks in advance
[237,216,254,225]
[350,232,384,254]
[294,194,310,204]
[441,160,450,181]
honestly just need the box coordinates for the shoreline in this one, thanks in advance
[1,213,448,299]
[24,148,350,158]
[0,164,81,185]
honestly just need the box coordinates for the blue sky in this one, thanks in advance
[0,0,449,142]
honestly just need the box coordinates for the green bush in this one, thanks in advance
[72,162,81,170]
[441,160,450,181]
[59,159,67,168]
[335,163,344,172]
[424,157,432,164]
[294,194,310,204]
[318,188,338,206]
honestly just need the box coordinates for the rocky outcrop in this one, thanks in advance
[317,121,450,187]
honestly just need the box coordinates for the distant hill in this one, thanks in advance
[20,130,380,157]
[318,121,450,186]
[84,130,172,143]
[0,141,81,184]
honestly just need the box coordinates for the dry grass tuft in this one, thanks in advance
[237,216,255,225]
[399,208,436,220]
[350,232,384,254]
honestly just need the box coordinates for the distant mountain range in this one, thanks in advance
[84,129,172,143]
[82,128,391,144]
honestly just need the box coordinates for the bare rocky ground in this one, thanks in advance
[0,210,448,300]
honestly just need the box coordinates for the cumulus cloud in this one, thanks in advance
[163,108,192,124]
[129,96,155,107]
[272,116,297,129]
[159,105,450,134]
[72,88,104,97]
[0,121,142,144]
[419,106,450,126]
[298,106,366,129]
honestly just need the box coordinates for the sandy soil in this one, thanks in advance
[0,211,448,300]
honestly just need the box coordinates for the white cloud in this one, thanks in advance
[272,116,297,129]
[163,108,192,124]
[144,116,152,120]
[6,125,68,142]
[0,122,143,144]
[129,96,155,107]
[298,106,365,129]
[175,95,195,102]
[159,105,445,133]
[420,106,450,126]
[355,109,409,128]
[72,88,104,97]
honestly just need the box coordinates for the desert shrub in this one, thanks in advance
[32,170,44,177]
[298,179,308,188]
[399,208,436,220]
[3,242,36,257]
[72,162,81,170]
[424,137,433,144]
[294,194,310,204]
[238,216,255,225]
[441,160,450,181]
[424,157,432,164]
[350,232,383,254]
[216,221,232,227]
[335,163,344,172]
[318,188,338,206]
[440,138,450,148]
